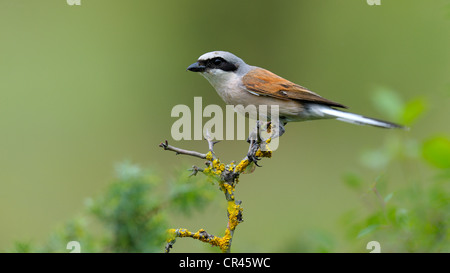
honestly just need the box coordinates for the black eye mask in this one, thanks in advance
[206,57,238,72]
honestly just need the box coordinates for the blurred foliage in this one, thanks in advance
[422,136,450,169]
[339,88,450,252]
[10,161,218,253]
[281,88,449,253]
[281,229,336,253]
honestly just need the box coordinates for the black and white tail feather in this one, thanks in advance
[318,106,406,129]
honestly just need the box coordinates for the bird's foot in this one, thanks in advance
[247,140,262,167]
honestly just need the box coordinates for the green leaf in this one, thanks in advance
[401,98,427,125]
[357,224,380,238]
[343,173,363,190]
[422,136,450,169]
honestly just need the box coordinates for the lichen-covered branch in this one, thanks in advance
[160,125,273,253]
[165,227,229,253]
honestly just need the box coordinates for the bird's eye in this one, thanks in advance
[213,58,223,65]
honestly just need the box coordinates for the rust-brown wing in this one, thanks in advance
[242,68,347,108]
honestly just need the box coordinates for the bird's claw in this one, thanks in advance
[247,141,262,167]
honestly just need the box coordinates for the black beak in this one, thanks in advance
[187,62,206,72]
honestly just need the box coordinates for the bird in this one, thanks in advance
[187,51,404,131]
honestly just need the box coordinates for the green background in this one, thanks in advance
[1,0,449,252]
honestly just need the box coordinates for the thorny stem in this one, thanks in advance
[160,126,273,253]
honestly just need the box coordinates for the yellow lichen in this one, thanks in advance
[209,159,225,175]
[205,151,213,161]
[221,182,234,195]
[166,228,177,242]
[227,201,242,231]
[235,159,250,173]
[192,229,202,239]
[255,149,272,158]
[202,165,212,174]
[227,162,235,171]
[177,228,190,237]
[219,229,232,251]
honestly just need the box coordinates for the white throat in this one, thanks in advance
[200,70,241,104]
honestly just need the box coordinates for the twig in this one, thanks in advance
[165,228,221,253]
[160,123,274,253]
[159,140,207,159]
[188,165,204,177]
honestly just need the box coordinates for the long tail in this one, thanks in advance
[319,107,406,129]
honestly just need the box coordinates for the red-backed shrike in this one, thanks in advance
[187,51,404,131]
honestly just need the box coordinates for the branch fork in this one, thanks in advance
[160,125,274,253]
